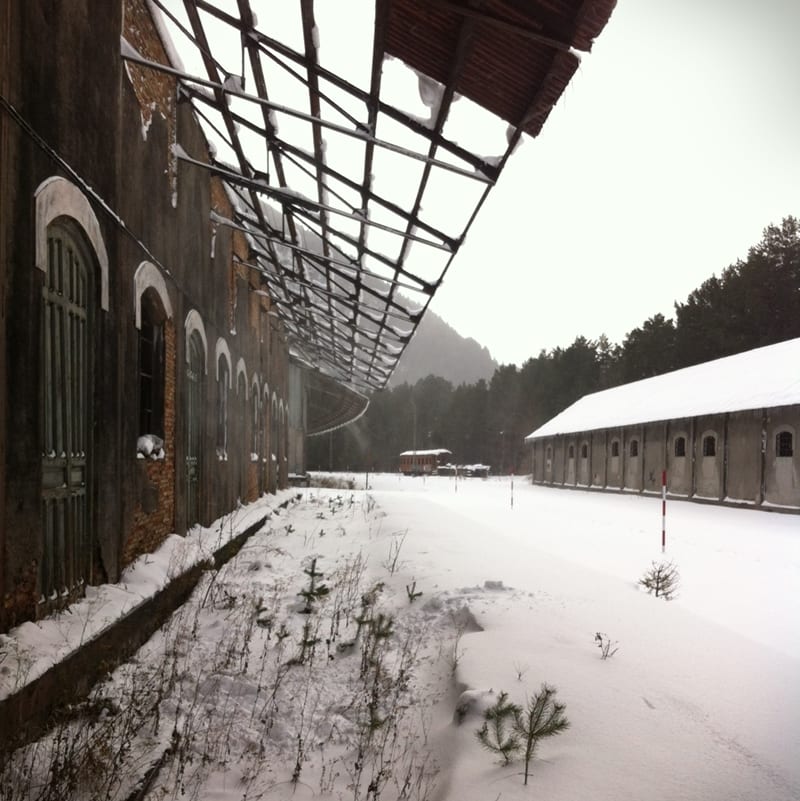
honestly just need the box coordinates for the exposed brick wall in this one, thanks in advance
[123,0,177,197]
[123,320,177,567]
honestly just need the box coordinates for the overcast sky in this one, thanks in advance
[428,0,800,367]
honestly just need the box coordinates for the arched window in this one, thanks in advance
[776,430,794,457]
[610,440,619,457]
[568,444,575,459]
[674,436,686,457]
[702,435,716,457]
[580,443,588,459]
[139,289,166,440]
[629,439,639,457]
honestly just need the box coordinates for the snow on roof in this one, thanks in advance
[525,338,800,441]
[399,449,452,456]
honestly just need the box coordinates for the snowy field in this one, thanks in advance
[2,475,798,801]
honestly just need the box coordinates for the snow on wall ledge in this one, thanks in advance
[526,338,800,440]
[0,492,293,704]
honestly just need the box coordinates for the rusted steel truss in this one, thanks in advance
[123,0,614,392]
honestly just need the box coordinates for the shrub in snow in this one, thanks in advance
[639,560,680,600]
[383,529,407,575]
[595,632,619,659]
[476,690,521,765]
[515,684,570,785]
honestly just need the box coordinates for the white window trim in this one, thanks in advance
[184,309,208,373]
[35,176,109,310]
[215,337,233,387]
[134,261,173,329]
[236,357,248,397]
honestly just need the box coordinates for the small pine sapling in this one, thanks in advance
[406,580,423,604]
[639,560,680,599]
[290,620,321,666]
[299,557,330,613]
[594,632,619,660]
[361,613,394,676]
[514,684,570,785]
[476,691,522,765]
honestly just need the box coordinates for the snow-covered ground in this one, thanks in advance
[2,475,798,801]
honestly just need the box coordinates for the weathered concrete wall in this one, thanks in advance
[590,431,606,487]
[565,437,577,485]
[764,405,800,507]
[694,415,722,500]
[726,410,762,503]
[642,422,666,493]
[552,439,565,486]
[606,429,623,489]
[577,436,590,486]
[667,423,692,496]
[623,426,643,491]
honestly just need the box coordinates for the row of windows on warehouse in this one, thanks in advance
[0,0,294,633]
[531,411,799,508]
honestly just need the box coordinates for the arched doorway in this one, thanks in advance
[41,222,93,603]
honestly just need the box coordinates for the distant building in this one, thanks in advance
[398,449,453,476]
[525,339,800,511]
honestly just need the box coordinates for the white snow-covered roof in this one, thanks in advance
[399,449,452,457]
[525,338,800,441]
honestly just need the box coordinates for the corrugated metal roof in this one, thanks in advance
[385,0,616,137]
[525,338,800,440]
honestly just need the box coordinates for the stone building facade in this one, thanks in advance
[0,1,296,632]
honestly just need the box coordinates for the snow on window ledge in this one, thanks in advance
[137,434,165,460]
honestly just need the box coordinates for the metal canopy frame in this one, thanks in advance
[123,0,615,393]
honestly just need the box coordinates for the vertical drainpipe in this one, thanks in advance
[690,417,697,498]
[588,431,593,488]
[759,408,767,505]
[722,412,729,502]
[664,420,670,494]
[620,428,626,490]
[562,436,567,486]
[641,426,647,492]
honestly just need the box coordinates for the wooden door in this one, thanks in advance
[41,225,92,603]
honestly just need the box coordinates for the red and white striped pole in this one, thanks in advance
[661,469,667,553]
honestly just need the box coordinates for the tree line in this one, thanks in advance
[307,217,800,474]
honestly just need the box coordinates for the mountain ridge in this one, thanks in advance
[388,308,498,387]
